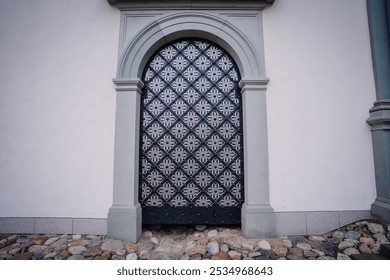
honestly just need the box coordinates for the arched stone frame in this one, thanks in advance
[108,11,275,242]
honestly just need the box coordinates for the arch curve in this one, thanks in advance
[117,12,265,80]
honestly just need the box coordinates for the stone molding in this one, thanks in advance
[113,79,144,92]
[117,11,266,79]
[109,8,272,241]
[107,0,275,10]
[239,79,269,93]
[367,100,390,131]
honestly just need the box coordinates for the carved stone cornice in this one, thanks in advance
[107,0,275,10]
[367,99,390,131]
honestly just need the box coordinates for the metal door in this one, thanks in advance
[139,39,244,224]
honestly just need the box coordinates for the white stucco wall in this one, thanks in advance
[263,0,377,211]
[0,0,378,221]
[0,0,119,218]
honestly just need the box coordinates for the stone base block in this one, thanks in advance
[371,199,390,224]
[107,205,142,243]
[241,204,276,239]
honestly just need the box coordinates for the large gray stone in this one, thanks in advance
[68,246,86,255]
[344,231,360,241]
[367,223,385,234]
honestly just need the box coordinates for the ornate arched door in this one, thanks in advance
[139,38,244,225]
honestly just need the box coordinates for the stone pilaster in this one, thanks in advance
[108,79,143,242]
[367,0,390,223]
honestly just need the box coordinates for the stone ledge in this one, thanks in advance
[107,0,275,10]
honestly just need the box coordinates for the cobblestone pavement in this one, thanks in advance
[1,219,389,260]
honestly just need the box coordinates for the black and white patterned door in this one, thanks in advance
[140,39,244,225]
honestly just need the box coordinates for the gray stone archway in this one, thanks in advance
[107,10,274,242]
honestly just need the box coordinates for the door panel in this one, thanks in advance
[140,39,244,225]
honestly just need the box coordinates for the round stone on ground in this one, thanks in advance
[296,243,312,251]
[207,230,218,238]
[344,231,360,241]
[228,251,241,260]
[343,247,360,256]
[207,241,219,255]
[258,240,271,251]
[272,245,288,257]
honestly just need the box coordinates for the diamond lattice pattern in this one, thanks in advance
[140,39,243,209]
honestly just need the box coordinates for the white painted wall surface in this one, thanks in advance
[0,0,378,219]
[263,0,377,211]
[0,0,119,218]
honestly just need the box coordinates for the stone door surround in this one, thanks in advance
[107,8,274,242]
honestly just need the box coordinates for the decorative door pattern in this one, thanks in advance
[140,39,244,224]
